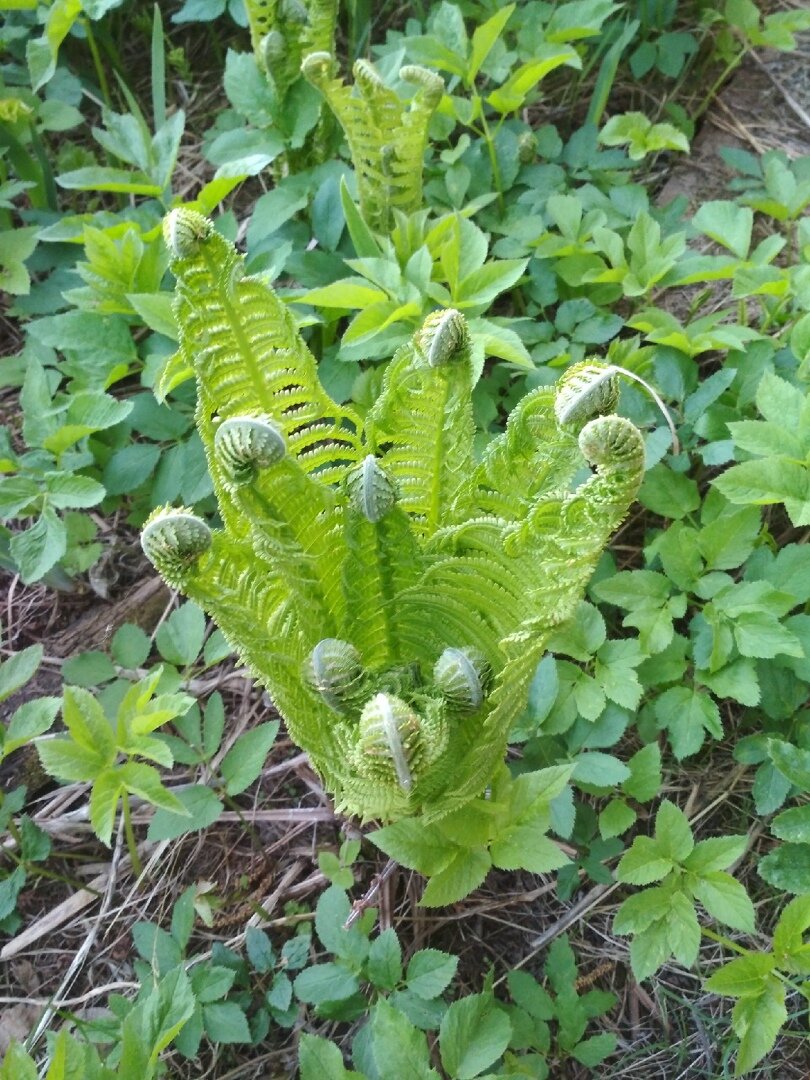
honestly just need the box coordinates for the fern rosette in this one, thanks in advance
[142,209,645,823]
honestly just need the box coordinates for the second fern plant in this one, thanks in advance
[142,209,645,824]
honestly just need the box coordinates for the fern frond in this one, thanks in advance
[302,54,443,233]
[246,0,338,100]
[367,309,475,538]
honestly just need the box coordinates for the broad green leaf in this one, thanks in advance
[118,761,187,814]
[731,980,787,1076]
[89,767,124,844]
[639,465,700,519]
[654,687,722,760]
[755,370,805,429]
[692,201,753,258]
[202,1001,251,1043]
[62,685,115,757]
[369,820,456,876]
[571,1032,616,1067]
[299,1033,352,1080]
[294,963,361,1004]
[773,895,810,969]
[616,836,673,886]
[57,167,163,196]
[628,922,671,981]
[0,645,43,703]
[0,1042,36,1080]
[490,827,569,875]
[371,997,439,1080]
[599,798,636,839]
[406,949,459,999]
[705,952,775,996]
[367,928,403,991]
[759,843,810,894]
[4,697,61,755]
[506,971,554,1020]
[573,751,631,787]
[772,805,810,844]
[614,885,675,935]
[155,602,206,666]
[621,744,662,802]
[297,279,388,308]
[488,46,580,113]
[654,800,694,862]
[683,835,747,874]
[439,991,512,1079]
[10,508,66,583]
[111,624,152,669]
[468,5,515,84]
[690,871,755,933]
[420,847,491,907]
[46,473,106,509]
[768,739,810,789]
[220,721,279,795]
[36,737,107,782]
[666,890,701,968]
[147,784,223,841]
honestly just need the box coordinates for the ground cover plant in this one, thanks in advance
[2,0,810,1076]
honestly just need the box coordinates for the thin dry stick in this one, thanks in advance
[25,819,127,1053]
[344,859,398,929]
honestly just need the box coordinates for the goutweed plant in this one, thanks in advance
[141,207,645,828]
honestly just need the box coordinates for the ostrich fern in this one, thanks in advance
[142,209,645,824]
[244,0,338,101]
[302,54,444,233]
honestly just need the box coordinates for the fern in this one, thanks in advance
[244,0,338,101]
[301,54,443,233]
[142,209,645,824]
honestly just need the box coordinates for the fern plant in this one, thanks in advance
[245,0,338,102]
[142,209,645,825]
[301,54,444,233]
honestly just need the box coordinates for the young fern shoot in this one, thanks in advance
[302,54,444,233]
[142,208,645,824]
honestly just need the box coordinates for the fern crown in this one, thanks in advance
[142,209,645,822]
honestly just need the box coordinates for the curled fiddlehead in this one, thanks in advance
[433,646,490,712]
[555,361,620,427]
[414,308,470,368]
[215,416,287,484]
[141,507,212,587]
[305,638,366,711]
[346,455,397,523]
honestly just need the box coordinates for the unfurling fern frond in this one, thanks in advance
[302,53,444,232]
[143,210,645,823]
[245,0,338,100]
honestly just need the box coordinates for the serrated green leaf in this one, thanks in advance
[690,871,755,933]
[406,949,459,999]
[220,721,279,795]
[439,991,512,1079]
[420,848,491,907]
[759,843,810,894]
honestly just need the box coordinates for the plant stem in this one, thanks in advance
[122,793,143,879]
[83,17,112,110]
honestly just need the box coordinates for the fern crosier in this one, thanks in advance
[142,208,646,823]
[301,53,443,233]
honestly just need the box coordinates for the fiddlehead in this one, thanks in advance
[305,638,366,711]
[214,416,287,484]
[141,508,212,589]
